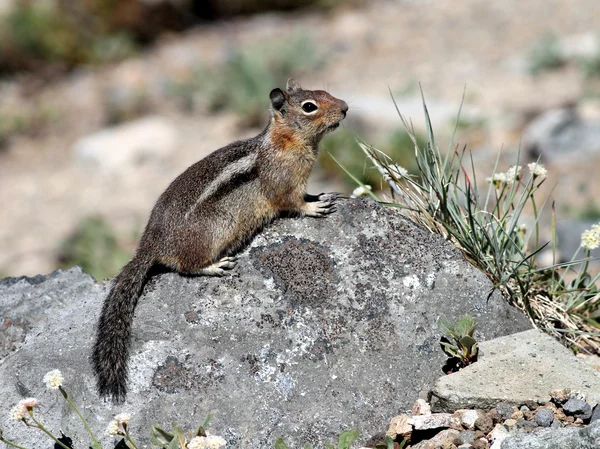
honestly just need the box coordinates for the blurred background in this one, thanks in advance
[1,0,600,280]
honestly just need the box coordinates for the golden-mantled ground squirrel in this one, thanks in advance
[92,79,348,401]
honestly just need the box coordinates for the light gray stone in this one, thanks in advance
[522,108,600,162]
[0,199,530,448]
[73,115,178,172]
[412,413,452,430]
[500,419,600,449]
[431,329,600,412]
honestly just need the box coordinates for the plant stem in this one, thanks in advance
[0,437,29,449]
[28,415,71,449]
[530,193,539,266]
[125,430,139,449]
[59,387,102,449]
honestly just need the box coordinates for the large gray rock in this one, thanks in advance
[431,329,600,412]
[0,199,530,449]
[500,418,600,449]
[522,108,600,161]
[73,115,178,172]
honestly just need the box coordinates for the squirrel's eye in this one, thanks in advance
[302,102,318,113]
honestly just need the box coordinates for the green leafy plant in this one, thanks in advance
[526,33,565,75]
[438,315,479,372]
[275,429,359,449]
[56,215,132,280]
[174,35,322,127]
[353,89,600,353]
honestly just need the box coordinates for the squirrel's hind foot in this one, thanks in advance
[303,192,339,217]
[199,257,237,277]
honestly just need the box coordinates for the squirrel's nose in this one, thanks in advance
[340,101,349,117]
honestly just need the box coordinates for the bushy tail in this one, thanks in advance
[91,251,154,402]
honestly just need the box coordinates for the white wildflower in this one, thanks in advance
[10,404,26,422]
[384,164,409,181]
[505,165,522,184]
[106,420,120,437]
[9,398,37,421]
[581,229,600,250]
[527,162,547,179]
[43,369,64,390]
[350,185,372,198]
[187,435,227,449]
[485,172,507,189]
[592,223,600,234]
[114,413,131,425]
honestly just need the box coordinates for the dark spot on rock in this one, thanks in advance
[153,356,199,393]
[251,237,337,305]
[184,311,198,323]
[242,354,260,377]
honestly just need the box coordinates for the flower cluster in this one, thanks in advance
[187,435,227,449]
[527,162,547,179]
[581,223,600,250]
[383,164,409,182]
[505,165,522,184]
[10,398,38,421]
[106,413,132,437]
[43,369,64,390]
[486,163,547,189]
[351,185,372,198]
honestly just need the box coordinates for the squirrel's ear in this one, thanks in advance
[286,78,302,93]
[269,88,288,112]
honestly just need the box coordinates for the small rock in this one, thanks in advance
[550,388,572,404]
[514,419,537,431]
[488,424,510,449]
[459,430,476,444]
[510,410,524,420]
[387,414,412,440]
[563,398,592,420]
[520,405,530,412]
[565,415,575,424]
[413,398,433,416]
[535,408,554,427]
[550,419,563,428]
[574,418,584,425]
[486,409,503,425]
[457,445,473,449]
[411,429,461,449]
[503,419,517,427]
[471,438,490,449]
[591,404,600,423]
[474,412,494,433]
[460,410,479,429]
[495,403,514,420]
[554,407,567,422]
[413,413,452,430]
[450,411,463,430]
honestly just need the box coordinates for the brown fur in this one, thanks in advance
[91,79,348,401]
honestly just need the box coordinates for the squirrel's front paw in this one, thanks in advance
[303,192,339,217]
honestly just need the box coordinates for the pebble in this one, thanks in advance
[563,398,592,420]
[459,430,475,444]
[495,403,514,420]
[591,405,600,423]
[551,419,563,428]
[534,408,554,427]
[520,405,530,412]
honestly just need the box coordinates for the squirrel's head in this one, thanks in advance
[268,79,348,144]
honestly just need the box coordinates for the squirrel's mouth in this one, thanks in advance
[327,122,340,131]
